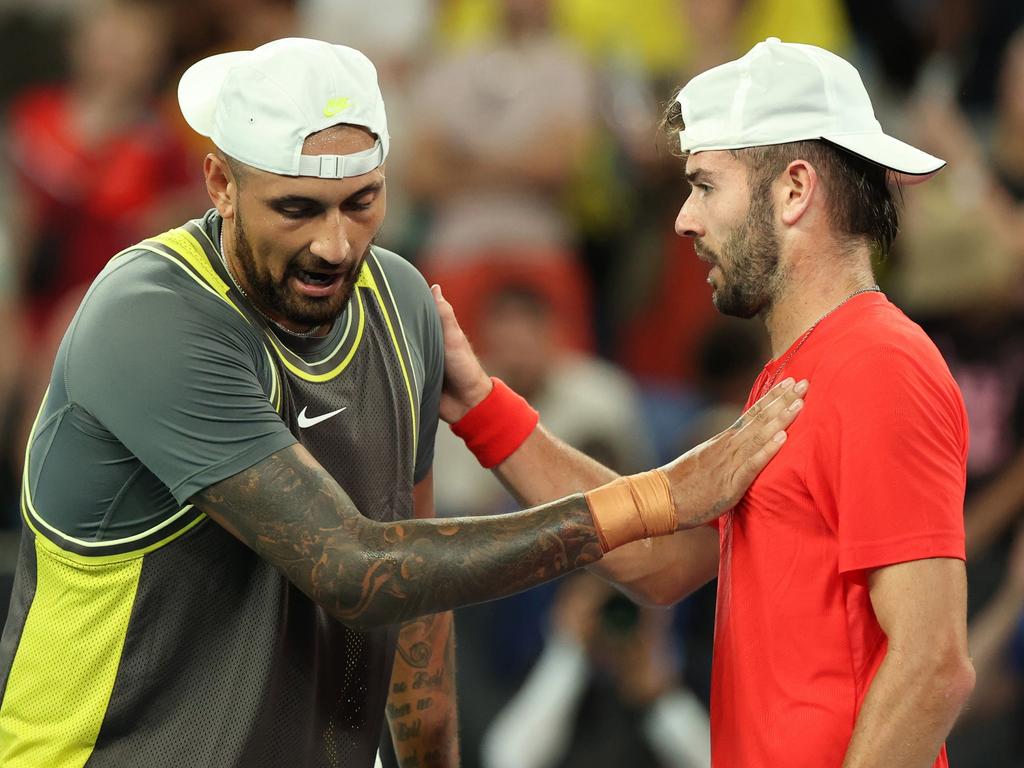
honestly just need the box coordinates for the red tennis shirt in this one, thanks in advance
[710,292,968,767]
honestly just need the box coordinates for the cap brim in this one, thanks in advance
[824,132,945,184]
[177,50,251,138]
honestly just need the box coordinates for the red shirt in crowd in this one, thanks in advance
[711,292,968,767]
[7,86,195,334]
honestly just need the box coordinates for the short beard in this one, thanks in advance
[701,192,782,320]
[233,209,363,330]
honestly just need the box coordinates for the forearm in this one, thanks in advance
[196,449,602,630]
[494,425,618,507]
[499,459,719,605]
[494,425,718,605]
[842,649,975,768]
[388,611,459,768]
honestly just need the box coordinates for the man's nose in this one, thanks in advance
[675,196,703,239]
[309,213,352,265]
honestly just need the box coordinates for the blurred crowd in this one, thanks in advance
[0,0,1023,765]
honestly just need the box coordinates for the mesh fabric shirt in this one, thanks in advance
[0,210,443,768]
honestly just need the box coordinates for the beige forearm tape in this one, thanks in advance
[583,469,676,552]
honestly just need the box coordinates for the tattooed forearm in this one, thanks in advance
[194,444,603,629]
[388,611,458,768]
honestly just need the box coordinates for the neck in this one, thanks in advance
[762,248,877,359]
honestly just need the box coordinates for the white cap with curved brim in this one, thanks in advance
[178,37,388,178]
[674,37,944,183]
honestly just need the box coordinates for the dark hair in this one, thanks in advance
[661,98,902,259]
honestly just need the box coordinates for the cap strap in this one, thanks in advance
[295,140,384,178]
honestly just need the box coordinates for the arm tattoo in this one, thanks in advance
[388,612,458,767]
[194,445,603,629]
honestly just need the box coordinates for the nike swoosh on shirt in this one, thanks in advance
[296,406,348,429]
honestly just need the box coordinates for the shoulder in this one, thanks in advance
[811,300,966,433]
[69,243,262,367]
[368,246,434,311]
[821,299,957,387]
[79,245,236,324]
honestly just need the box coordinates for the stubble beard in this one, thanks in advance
[701,194,783,320]
[233,210,363,330]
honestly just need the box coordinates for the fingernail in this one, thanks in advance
[789,399,803,411]
[781,377,795,389]
[795,380,809,395]
[774,431,787,443]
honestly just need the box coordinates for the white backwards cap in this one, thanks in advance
[674,37,944,179]
[178,37,389,179]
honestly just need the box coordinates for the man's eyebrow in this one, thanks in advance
[267,194,321,207]
[348,180,384,199]
[685,168,715,185]
[265,181,384,207]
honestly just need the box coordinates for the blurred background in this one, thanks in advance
[0,0,1022,765]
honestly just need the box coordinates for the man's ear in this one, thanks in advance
[778,159,818,227]
[204,154,236,221]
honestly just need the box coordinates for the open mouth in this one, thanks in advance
[291,269,346,298]
[296,269,340,287]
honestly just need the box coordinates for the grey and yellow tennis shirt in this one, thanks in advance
[0,210,443,767]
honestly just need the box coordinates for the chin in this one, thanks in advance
[286,284,356,328]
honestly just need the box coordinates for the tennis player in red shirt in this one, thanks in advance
[435,37,974,768]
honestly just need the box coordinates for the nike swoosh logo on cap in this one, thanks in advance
[323,97,353,117]
[297,406,348,429]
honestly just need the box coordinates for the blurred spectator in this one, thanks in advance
[950,525,1024,765]
[0,6,70,111]
[735,0,850,54]
[299,0,432,67]
[408,0,595,349]
[6,0,200,339]
[991,27,1024,212]
[432,282,653,518]
[481,573,710,768]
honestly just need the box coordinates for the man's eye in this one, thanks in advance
[348,198,374,212]
[279,207,315,219]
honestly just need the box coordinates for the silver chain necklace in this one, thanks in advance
[759,285,881,397]
[218,228,324,338]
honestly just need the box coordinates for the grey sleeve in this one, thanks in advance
[65,262,297,505]
[413,288,444,484]
[375,249,443,484]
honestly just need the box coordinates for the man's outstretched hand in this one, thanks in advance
[663,378,807,529]
[431,282,808,529]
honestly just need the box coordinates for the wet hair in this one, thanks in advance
[662,97,902,259]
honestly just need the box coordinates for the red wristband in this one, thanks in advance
[451,377,539,469]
